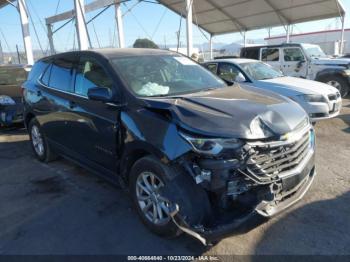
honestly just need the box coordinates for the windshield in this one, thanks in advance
[111,55,225,97]
[240,62,284,80]
[0,68,28,85]
[302,44,327,58]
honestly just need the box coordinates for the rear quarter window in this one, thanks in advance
[205,63,218,74]
[48,58,74,92]
[28,61,49,82]
[241,48,260,59]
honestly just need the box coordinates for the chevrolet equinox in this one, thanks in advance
[23,49,316,244]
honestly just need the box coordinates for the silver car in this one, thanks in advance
[204,59,342,122]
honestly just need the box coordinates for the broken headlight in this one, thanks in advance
[180,132,243,156]
[0,95,15,105]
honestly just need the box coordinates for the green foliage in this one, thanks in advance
[133,38,159,49]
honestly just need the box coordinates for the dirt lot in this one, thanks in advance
[0,99,349,256]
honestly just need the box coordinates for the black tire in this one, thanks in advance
[129,155,211,238]
[320,75,349,97]
[28,118,57,162]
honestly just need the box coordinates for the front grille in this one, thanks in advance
[246,129,312,179]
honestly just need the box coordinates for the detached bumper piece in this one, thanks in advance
[169,168,315,245]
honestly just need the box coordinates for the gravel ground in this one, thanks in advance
[0,99,349,256]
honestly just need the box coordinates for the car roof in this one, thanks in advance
[241,43,304,50]
[206,58,259,64]
[39,48,180,62]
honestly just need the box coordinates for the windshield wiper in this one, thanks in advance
[146,94,171,98]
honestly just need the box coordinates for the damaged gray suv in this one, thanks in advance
[23,49,316,244]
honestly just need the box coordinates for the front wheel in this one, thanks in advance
[130,156,180,237]
[129,156,211,238]
[322,75,349,97]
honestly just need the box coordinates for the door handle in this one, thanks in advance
[69,101,77,109]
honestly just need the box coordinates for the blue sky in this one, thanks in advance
[0,0,349,53]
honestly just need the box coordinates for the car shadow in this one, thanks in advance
[252,191,350,255]
[0,137,209,255]
[337,114,350,133]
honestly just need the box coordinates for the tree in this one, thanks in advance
[133,38,159,49]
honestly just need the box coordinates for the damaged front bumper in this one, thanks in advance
[170,167,315,245]
[168,126,316,245]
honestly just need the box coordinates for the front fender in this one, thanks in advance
[119,110,192,178]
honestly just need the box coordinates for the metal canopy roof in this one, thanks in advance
[158,0,346,36]
[0,0,14,9]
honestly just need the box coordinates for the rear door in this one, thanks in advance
[260,48,282,72]
[66,54,119,171]
[35,56,77,148]
[281,47,307,78]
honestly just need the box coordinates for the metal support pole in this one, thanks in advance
[18,0,34,65]
[286,25,291,43]
[16,45,21,64]
[186,0,193,57]
[340,15,345,54]
[115,1,125,48]
[74,0,89,50]
[209,34,213,60]
[243,31,247,47]
[47,24,55,55]
[0,40,3,64]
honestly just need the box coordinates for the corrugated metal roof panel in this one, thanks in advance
[158,0,346,35]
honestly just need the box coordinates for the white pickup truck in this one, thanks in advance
[240,43,350,97]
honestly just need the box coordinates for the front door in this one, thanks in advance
[281,47,308,78]
[67,55,119,171]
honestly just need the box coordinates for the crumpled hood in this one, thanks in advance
[311,57,350,67]
[141,85,308,139]
[261,76,339,96]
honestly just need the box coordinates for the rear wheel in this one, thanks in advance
[28,119,57,162]
[322,75,349,97]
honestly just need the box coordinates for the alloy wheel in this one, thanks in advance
[31,125,44,157]
[135,171,171,225]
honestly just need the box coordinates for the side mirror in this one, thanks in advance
[235,73,246,82]
[87,87,113,103]
[297,60,306,69]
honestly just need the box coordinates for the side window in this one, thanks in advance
[283,48,305,62]
[218,63,244,82]
[74,58,113,97]
[49,58,74,92]
[261,48,280,62]
[206,63,218,74]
